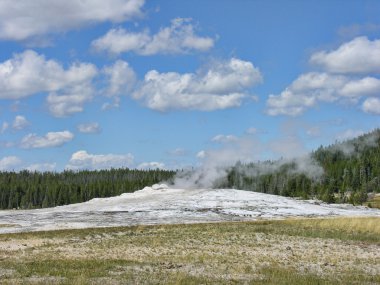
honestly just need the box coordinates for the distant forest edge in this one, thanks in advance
[0,169,176,209]
[218,129,380,205]
[1,129,380,209]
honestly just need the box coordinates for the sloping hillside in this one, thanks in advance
[0,185,379,234]
[221,129,380,204]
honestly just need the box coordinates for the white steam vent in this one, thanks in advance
[151,183,169,190]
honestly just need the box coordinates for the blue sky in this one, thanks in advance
[1,0,380,172]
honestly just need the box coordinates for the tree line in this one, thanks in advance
[0,168,176,209]
[218,129,380,204]
[1,130,379,210]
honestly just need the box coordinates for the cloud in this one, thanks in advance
[310,36,380,74]
[137,161,165,169]
[266,90,315,116]
[21,131,74,149]
[211,134,238,143]
[0,0,145,42]
[266,72,345,116]
[339,77,380,98]
[268,37,380,116]
[101,97,121,110]
[266,37,380,116]
[362,97,380,115]
[0,156,22,171]
[1,122,9,133]
[0,50,76,99]
[66,150,134,170]
[133,58,262,111]
[167,148,187,157]
[290,72,347,95]
[92,28,149,55]
[77,122,101,134]
[196,150,206,159]
[0,50,98,118]
[46,87,93,117]
[266,72,380,116]
[26,163,56,172]
[103,60,137,97]
[12,115,29,130]
[92,18,214,55]
[335,129,364,141]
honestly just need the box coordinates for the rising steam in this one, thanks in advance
[170,132,324,189]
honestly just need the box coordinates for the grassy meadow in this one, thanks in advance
[0,217,379,284]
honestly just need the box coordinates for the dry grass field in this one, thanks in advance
[0,217,379,284]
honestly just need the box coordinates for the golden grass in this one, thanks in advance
[0,224,17,228]
[283,217,380,235]
[0,217,379,284]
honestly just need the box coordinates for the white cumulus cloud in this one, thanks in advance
[310,36,380,74]
[92,18,214,55]
[362,97,380,115]
[267,37,380,116]
[103,60,137,97]
[339,77,380,98]
[0,50,90,99]
[196,150,206,159]
[66,150,134,170]
[77,122,101,133]
[12,115,29,130]
[0,50,98,117]
[0,0,145,42]
[46,84,94,117]
[21,131,74,149]
[133,58,262,111]
[266,72,380,116]
[101,97,121,111]
[138,161,165,170]
[266,72,344,116]
[0,156,22,171]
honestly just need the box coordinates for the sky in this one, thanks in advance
[1,0,380,172]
